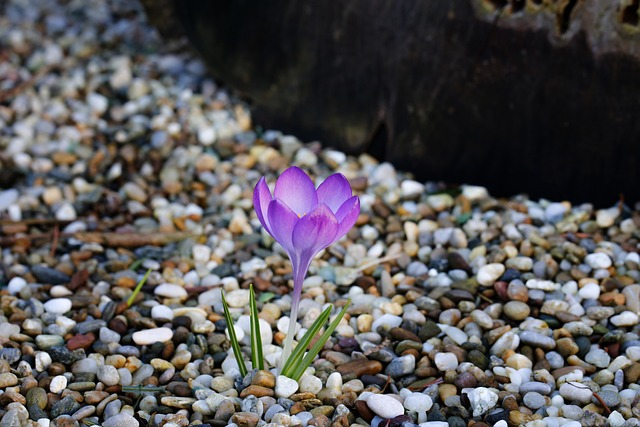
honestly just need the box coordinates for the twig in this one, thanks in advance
[0,64,56,103]
[407,377,444,391]
[380,375,392,394]
[49,224,59,257]
[0,218,73,227]
[566,382,611,414]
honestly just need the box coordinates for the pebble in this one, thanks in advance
[43,298,72,314]
[275,375,299,398]
[102,413,139,427]
[131,328,173,345]
[477,264,505,286]
[366,394,405,419]
[464,387,498,417]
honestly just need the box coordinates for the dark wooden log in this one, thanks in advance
[143,0,640,205]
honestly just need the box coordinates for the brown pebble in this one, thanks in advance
[239,385,274,398]
[83,391,109,405]
[310,405,335,418]
[251,370,275,388]
[390,327,421,342]
[556,337,579,357]
[230,412,260,427]
[623,363,640,384]
[354,399,375,422]
[289,402,306,415]
[509,411,542,425]
[66,333,96,351]
[308,414,331,427]
[551,366,586,380]
[290,392,317,401]
[453,372,478,388]
[336,359,382,377]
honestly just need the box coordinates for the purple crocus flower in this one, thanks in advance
[253,166,360,367]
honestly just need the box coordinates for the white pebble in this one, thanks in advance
[610,311,639,327]
[151,305,174,321]
[7,277,27,295]
[477,263,505,286]
[132,327,173,345]
[464,387,498,416]
[192,244,212,264]
[55,203,77,221]
[43,298,72,314]
[584,253,612,269]
[435,353,459,371]
[49,375,67,393]
[299,374,322,394]
[275,375,299,398]
[154,283,187,299]
[366,394,405,419]
[578,282,600,300]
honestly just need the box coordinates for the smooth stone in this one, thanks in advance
[131,327,173,345]
[366,393,405,419]
[559,381,593,404]
[275,375,299,398]
[43,298,72,314]
[477,264,505,286]
[464,387,498,417]
[154,283,188,299]
[102,413,139,427]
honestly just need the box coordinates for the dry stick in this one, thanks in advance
[407,377,444,391]
[0,230,195,248]
[0,218,73,227]
[49,224,59,257]
[566,382,611,414]
[0,64,56,103]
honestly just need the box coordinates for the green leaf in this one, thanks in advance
[129,258,146,271]
[127,269,151,307]
[291,300,351,381]
[221,290,248,377]
[280,304,332,378]
[249,284,264,370]
[258,292,276,303]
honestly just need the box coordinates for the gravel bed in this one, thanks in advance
[1,1,640,427]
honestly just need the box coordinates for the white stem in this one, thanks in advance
[279,297,299,372]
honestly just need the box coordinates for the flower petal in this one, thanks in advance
[253,177,273,234]
[333,196,360,243]
[292,203,339,259]
[267,198,299,255]
[316,173,353,213]
[274,166,318,216]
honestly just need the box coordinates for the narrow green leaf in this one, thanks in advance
[280,304,332,378]
[221,290,248,377]
[129,258,146,271]
[249,284,264,370]
[127,269,151,307]
[291,300,351,381]
[258,292,276,303]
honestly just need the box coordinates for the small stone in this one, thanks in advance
[366,393,405,419]
[97,365,119,386]
[43,298,72,314]
[559,381,593,404]
[102,413,139,427]
[503,301,530,321]
[435,353,459,371]
[464,387,498,417]
[275,375,299,398]
[404,393,433,412]
[610,311,639,327]
[252,370,276,388]
[131,327,173,345]
[0,372,18,388]
[49,375,67,393]
[584,253,612,269]
[477,264,505,286]
[154,283,187,299]
[523,392,546,410]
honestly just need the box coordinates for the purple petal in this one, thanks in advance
[292,203,339,259]
[316,173,353,213]
[333,196,360,243]
[253,177,273,234]
[267,198,299,254]
[274,166,318,216]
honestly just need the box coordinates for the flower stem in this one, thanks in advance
[279,262,307,372]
